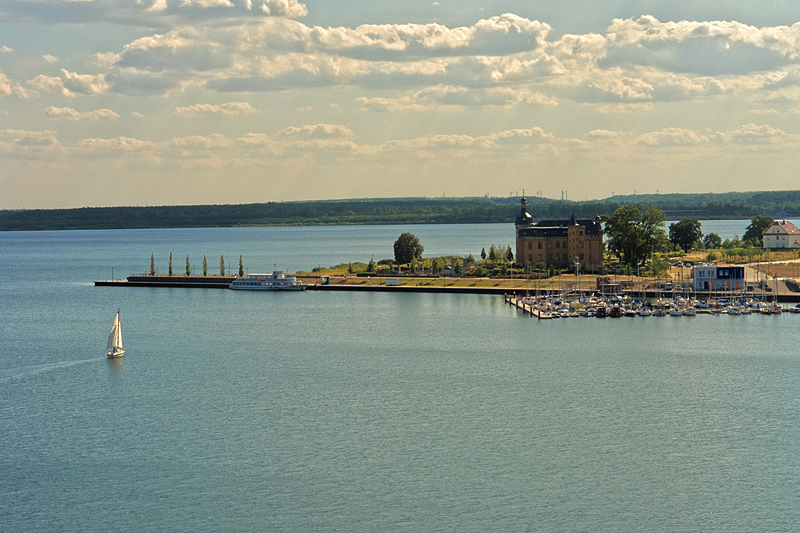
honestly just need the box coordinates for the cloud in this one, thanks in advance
[0,0,308,27]
[75,136,157,153]
[357,85,557,112]
[172,134,234,150]
[713,123,795,145]
[636,127,709,147]
[276,124,354,139]
[44,106,120,121]
[303,14,551,60]
[28,69,108,96]
[174,101,258,116]
[42,54,58,63]
[602,16,799,76]
[1,46,14,53]
[1,70,36,98]
[0,128,65,159]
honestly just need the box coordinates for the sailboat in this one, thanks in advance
[107,309,125,358]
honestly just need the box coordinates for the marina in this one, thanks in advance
[506,293,798,319]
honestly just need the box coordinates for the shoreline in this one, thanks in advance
[94,274,800,302]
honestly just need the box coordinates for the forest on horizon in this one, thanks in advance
[2,190,800,231]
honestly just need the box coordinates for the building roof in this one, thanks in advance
[517,216,602,238]
[763,220,800,235]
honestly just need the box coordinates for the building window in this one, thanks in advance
[563,241,568,249]
[528,254,532,262]
[548,242,553,248]
[579,253,584,261]
[528,242,532,249]
[538,254,542,261]
[538,241,542,249]
[548,253,553,261]
[563,253,568,261]
[556,241,560,249]
[579,241,584,249]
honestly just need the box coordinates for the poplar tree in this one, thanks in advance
[168,252,173,276]
[150,253,155,276]
[220,255,225,276]
[203,255,208,276]
[238,256,244,277]
[185,256,190,276]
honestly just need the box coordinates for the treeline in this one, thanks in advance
[2,191,799,231]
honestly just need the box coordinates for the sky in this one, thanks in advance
[2,1,800,209]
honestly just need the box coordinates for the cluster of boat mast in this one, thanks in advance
[508,291,798,319]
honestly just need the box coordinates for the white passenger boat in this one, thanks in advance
[229,267,307,291]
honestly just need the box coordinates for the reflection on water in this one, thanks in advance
[106,357,124,376]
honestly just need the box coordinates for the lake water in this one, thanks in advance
[2,222,800,532]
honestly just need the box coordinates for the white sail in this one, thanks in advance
[107,312,123,351]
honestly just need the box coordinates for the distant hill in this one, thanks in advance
[2,191,798,231]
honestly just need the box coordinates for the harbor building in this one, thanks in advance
[762,220,800,249]
[692,265,745,291]
[514,196,603,270]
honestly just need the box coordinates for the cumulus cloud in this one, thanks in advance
[0,0,308,27]
[276,124,354,139]
[602,16,799,76]
[636,127,709,147]
[28,69,108,96]
[44,106,120,121]
[713,123,794,144]
[1,46,14,53]
[0,128,65,159]
[357,85,557,112]
[76,136,157,153]
[1,70,36,98]
[174,101,258,116]
[172,134,234,149]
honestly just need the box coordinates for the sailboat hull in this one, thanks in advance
[107,349,125,359]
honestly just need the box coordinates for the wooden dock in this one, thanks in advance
[505,295,542,318]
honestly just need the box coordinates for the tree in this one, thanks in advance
[648,256,669,279]
[150,253,156,276]
[367,257,376,273]
[744,215,774,246]
[506,247,514,263]
[393,232,424,266]
[238,256,244,277]
[168,252,173,276]
[704,233,722,249]
[488,244,499,263]
[481,247,486,260]
[202,255,208,276]
[220,255,225,276]
[603,204,668,268]
[669,218,703,252]
[185,255,190,276]
[453,258,462,275]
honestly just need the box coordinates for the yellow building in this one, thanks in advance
[514,196,603,270]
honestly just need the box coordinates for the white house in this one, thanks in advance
[762,220,800,249]
[693,265,745,291]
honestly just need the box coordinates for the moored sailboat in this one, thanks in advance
[107,309,125,358]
